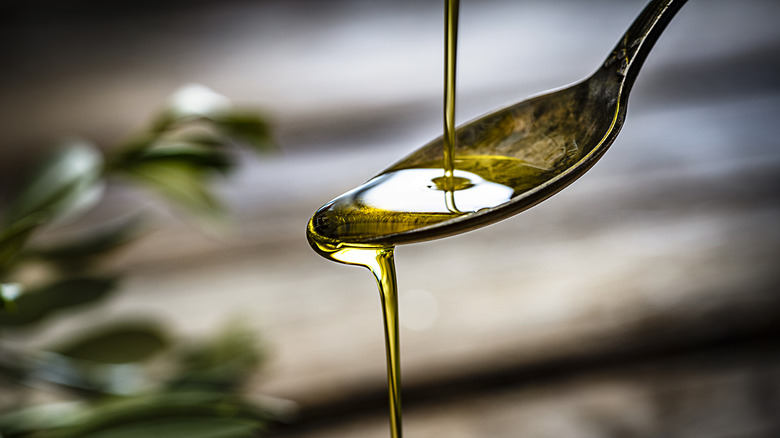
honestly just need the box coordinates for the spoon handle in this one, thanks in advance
[601,0,688,90]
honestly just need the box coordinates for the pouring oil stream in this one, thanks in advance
[306,1,687,437]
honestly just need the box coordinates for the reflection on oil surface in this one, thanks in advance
[309,155,556,243]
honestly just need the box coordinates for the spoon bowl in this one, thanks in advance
[308,0,687,251]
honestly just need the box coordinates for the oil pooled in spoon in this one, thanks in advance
[309,155,550,242]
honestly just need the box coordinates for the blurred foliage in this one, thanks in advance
[0,85,287,437]
[0,276,117,327]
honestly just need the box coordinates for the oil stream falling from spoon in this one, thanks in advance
[322,246,401,438]
[443,0,459,213]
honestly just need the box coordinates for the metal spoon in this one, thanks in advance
[309,0,688,249]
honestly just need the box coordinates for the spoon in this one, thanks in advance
[308,0,688,250]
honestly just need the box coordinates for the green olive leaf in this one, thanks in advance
[169,323,264,392]
[28,216,144,268]
[116,160,225,222]
[3,140,104,227]
[77,417,261,438]
[52,321,169,365]
[0,211,46,273]
[29,352,149,395]
[128,142,233,174]
[0,393,269,438]
[0,401,88,437]
[161,84,232,125]
[210,112,274,153]
[0,276,118,328]
[34,392,269,438]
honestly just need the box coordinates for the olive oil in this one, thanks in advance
[307,244,402,438]
[307,155,551,437]
[308,155,550,244]
[306,1,467,437]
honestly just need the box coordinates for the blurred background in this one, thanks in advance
[1,0,780,437]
